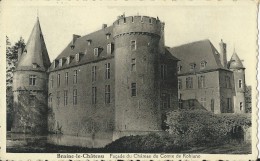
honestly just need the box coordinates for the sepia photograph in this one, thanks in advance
[1,0,258,160]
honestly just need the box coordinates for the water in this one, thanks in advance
[7,132,113,152]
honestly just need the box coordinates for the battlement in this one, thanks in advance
[113,15,162,38]
[113,15,160,26]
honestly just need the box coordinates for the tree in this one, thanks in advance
[6,36,25,131]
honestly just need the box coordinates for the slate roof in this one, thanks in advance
[228,51,245,69]
[49,26,114,72]
[169,39,227,75]
[16,17,50,72]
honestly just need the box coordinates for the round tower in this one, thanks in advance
[229,50,246,113]
[112,15,163,139]
[12,18,50,134]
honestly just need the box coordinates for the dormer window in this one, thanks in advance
[178,65,182,73]
[107,43,113,55]
[190,63,196,71]
[53,60,58,69]
[106,33,111,39]
[59,59,63,67]
[75,53,80,62]
[67,57,70,64]
[87,39,92,45]
[200,61,207,69]
[94,48,99,57]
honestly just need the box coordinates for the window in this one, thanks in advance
[75,53,80,62]
[29,75,36,86]
[178,79,182,90]
[123,18,126,23]
[200,98,206,107]
[141,16,144,23]
[107,44,112,54]
[57,74,60,87]
[57,91,60,106]
[190,63,196,71]
[105,63,110,79]
[92,66,97,82]
[200,61,207,69]
[94,48,99,57]
[211,99,215,112]
[64,90,68,106]
[161,64,167,80]
[131,40,136,51]
[131,58,136,72]
[105,85,111,104]
[73,89,77,105]
[131,16,134,23]
[178,65,182,73]
[149,18,152,24]
[67,57,70,64]
[87,40,92,45]
[198,75,206,88]
[106,34,110,39]
[225,76,231,88]
[227,98,232,111]
[59,59,63,67]
[92,87,97,104]
[161,93,170,109]
[186,77,193,89]
[65,72,68,85]
[239,79,243,88]
[50,75,54,88]
[73,70,78,84]
[131,83,137,97]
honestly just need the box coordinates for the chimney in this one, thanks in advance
[219,39,227,68]
[71,34,81,49]
[102,24,107,29]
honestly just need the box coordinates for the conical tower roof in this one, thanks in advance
[16,17,50,71]
[229,50,245,69]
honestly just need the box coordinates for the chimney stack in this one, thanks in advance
[219,39,227,68]
[102,24,107,29]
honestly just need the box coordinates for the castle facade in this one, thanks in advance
[11,15,246,141]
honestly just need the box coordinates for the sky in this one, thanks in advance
[2,0,258,86]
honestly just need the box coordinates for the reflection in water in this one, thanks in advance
[7,132,113,149]
[47,134,112,148]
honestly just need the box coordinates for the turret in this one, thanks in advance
[229,49,246,113]
[112,15,163,139]
[219,39,227,68]
[12,17,50,134]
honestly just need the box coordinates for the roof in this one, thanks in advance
[169,39,226,75]
[228,51,245,69]
[49,26,114,72]
[16,17,50,71]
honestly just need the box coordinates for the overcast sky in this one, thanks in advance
[3,0,258,85]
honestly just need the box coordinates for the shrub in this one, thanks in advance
[166,109,251,148]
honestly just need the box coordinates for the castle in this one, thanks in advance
[11,15,246,141]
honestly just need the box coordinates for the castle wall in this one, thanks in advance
[12,70,48,134]
[178,71,222,114]
[219,70,235,113]
[48,58,115,139]
[113,16,163,136]
[232,69,246,113]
